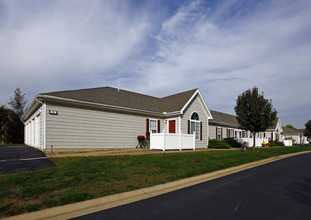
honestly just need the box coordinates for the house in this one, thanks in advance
[209,111,283,147]
[263,118,283,142]
[23,87,212,150]
[209,110,245,140]
[282,127,309,145]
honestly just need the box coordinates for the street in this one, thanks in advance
[73,152,311,220]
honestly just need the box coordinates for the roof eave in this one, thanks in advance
[38,95,165,117]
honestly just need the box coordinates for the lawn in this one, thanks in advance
[0,146,311,217]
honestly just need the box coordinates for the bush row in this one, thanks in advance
[208,138,242,149]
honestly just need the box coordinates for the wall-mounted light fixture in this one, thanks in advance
[49,110,58,115]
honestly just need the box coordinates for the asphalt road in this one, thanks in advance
[73,152,311,220]
[0,145,56,174]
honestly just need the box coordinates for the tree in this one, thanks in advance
[0,106,8,144]
[304,120,311,139]
[7,88,27,119]
[234,87,277,149]
[0,106,24,144]
[285,124,296,129]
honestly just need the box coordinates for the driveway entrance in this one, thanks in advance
[0,145,56,174]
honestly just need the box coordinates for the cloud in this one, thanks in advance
[0,0,310,128]
[0,0,151,100]
[125,0,311,127]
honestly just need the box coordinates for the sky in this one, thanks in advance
[0,0,310,128]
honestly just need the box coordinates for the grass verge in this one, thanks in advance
[1,146,311,217]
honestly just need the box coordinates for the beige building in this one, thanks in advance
[23,87,212,150]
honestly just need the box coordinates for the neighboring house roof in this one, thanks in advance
[209,110,239,128]
[23,87,211,121]
[282,126,300,135]
[210,111,281,132]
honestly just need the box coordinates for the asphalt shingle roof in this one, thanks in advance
[40,87,197,113]
[209,110,239,128]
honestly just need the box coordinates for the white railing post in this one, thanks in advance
[179,129,182,151]
[193,132,196,150]
[163,130,166,151]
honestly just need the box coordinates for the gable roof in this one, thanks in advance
[40,87,197,113]
[23,87,202,121]
[282,126,300,135]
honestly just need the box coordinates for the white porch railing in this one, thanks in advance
[150,131,195,151]
[238,138,270,147]
[283,140,293,146]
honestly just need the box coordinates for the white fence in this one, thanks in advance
[283,140,293,146]
[150,132,195,151]
[238,138,270,147]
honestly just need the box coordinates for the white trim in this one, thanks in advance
[149,118,158,134]
[190,112,200,140]
[180,89,213,119]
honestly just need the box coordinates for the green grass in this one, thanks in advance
[0,146,310,217]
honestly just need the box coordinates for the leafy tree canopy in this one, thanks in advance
[234,87,277,133]
[304,120,311,139]
[285,124,296,129]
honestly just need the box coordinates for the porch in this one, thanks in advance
[150,131,195,151]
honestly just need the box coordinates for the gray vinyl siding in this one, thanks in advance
[209,124,244,140]
[45,103,160,148]
[209,125,217,140]
[181,95,208,148]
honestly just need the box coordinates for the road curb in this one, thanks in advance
[6,150,311,220]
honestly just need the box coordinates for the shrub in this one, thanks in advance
[269,140,284,147]
[208,139,231,149]
[224,138,242,148]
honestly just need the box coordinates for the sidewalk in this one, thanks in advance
[6,150,311,220]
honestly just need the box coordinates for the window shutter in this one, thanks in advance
[271,132,273,141]
[188,120,190,134]
[157,120,160,133]
[264,133,266,138]
[146,119,149,136]
[221,128,223,140]
[200,122,202,141]
[227,128,229,138]
[216,127,218,139]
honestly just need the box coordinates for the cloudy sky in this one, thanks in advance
[0,0,310,128]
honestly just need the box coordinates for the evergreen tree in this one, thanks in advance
[0,106,8,144]
[0,106,24,144]
[7,88,27,119]
[234,87,277,148]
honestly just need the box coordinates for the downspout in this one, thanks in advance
[36,98,47,150]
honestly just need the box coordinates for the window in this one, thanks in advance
[217,127,222,140]
[266,132,271,140]
[190,112,200,140]
[228,129,234,138]
[149,119,157,133]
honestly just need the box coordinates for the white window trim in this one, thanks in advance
[149,118,158,134]
[190,112,200,140]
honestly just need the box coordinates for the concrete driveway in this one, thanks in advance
[0,145,56,174]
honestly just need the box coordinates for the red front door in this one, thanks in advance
[169,120,176,133]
